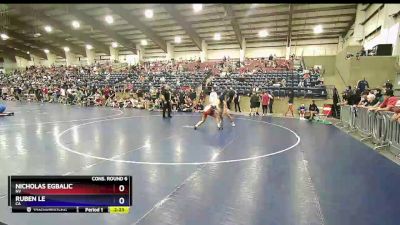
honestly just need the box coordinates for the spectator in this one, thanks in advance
[226,87,235,110]
[249,91,260,116]
[332,87,340,118]
[233,91,241,113]
[261,91,270,116]
[372,89,384,107]
[194,99,204,112]
[308,100,320,120]
[370,89,398,112]
[181,96,193,112]
[391,100,400,123]
[384,80,393,91]
[357,91,370,107]
[268,91,274,114]
[298,104,306,119]
[357,78,369,92]
[366,93,378,107]
[281,78,286,87]
[285,90,295,117]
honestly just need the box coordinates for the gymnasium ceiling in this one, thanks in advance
[0,4,357,60]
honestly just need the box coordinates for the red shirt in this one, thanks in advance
[392,100,400,113]
[380,96,398,110]
[262,93,270,105]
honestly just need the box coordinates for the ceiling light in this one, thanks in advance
[27,51,30,54]
[105,15,114,24]
[0,33,9,40]
[193,4,203,12]
[44,49,50,54]
[258,30,268,38]
[174,36,181,43]
[144,9,153,18]
[64,47,70,52]
[44,25,52,33]
[33,33,41,38]
[111,42,118,48]
[72,20,80,29]
[86,44,93,50]
[313,25,323,34]
[141,39,148,46]
[214,33,221,41]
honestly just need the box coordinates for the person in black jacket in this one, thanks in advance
[226,87,235,110]
[233,91,241,112]
[307,100,320,120]
[332,87,340,118]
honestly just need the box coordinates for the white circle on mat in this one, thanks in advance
[56,115,300,165]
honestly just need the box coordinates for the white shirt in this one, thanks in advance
[209,91,218,106]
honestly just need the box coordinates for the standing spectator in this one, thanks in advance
[261,91,270,116]
[357,78,369,92]
[233,91,241,113]
[357,91,370,107]
[255,91,261,116]
[391,100,400,123]
[285,90,295,117]
[372,89,384,107]
[268,91,274,114]
[332,87,340,118]
[370,89,398,112]
[249,91,260,116]
[384,80,393,91]
[227,87,235,110]
[342,86,356,105]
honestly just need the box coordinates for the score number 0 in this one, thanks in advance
[118,185,126,205]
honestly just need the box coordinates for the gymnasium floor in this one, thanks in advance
[0,102,400,225]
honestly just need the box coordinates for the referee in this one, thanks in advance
[161,85,172,118]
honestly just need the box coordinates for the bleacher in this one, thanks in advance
[127,72,207,92]
[211,71,327,98]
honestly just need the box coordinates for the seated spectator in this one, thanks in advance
[94,91,103,106]
[298,80,304,87]
[179,96,193,112]
[171,96,178,111]
[307,100,320,120]
[298,104,306,119]
[194,99,204,112]
[149,98,161,111]
[281,78,286,87]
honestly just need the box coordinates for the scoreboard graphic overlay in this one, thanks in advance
[8,176,132,213]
